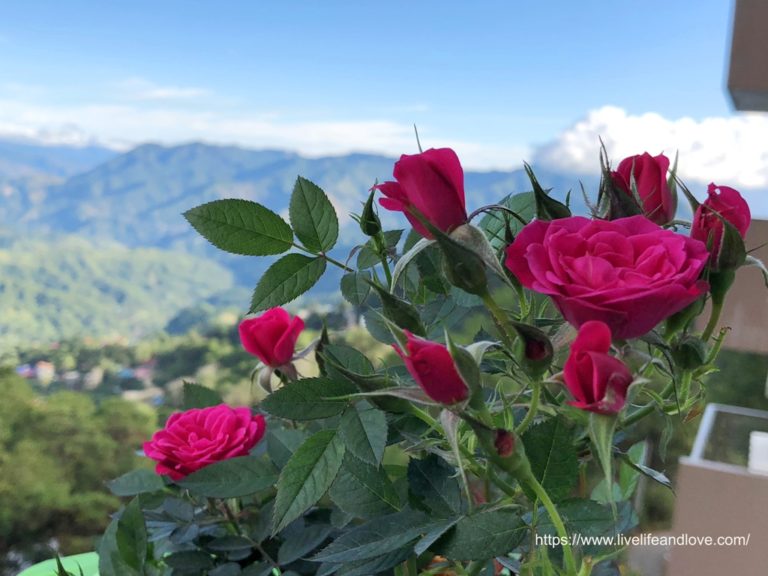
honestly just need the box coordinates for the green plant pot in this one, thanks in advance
[17,552,99,576]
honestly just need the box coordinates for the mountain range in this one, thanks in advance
[0,138,596,350]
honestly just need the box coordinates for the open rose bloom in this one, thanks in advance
[105,145,764,576]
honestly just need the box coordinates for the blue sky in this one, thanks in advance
[3,0,767,207]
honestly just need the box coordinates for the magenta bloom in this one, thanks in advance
[564,321,633,414]
[376,148,468,239]
[393,331,469,405]
[239,307,304,368]
[505,216,709,339]
[143,404,266,480]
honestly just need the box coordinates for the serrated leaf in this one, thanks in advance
[98,514,139,576]
[273,430,346,533]
[278,523,334,564]
[107,468,166,497]
[435,508,527,561]
[267,427,308,469]
[340,272,372,306]
[408,454,464,516]
[391,237,435,290]
[329,454,400,517]
[522,417,579,502]
[290,176,339,252]
[250,254,326,312]
[313,509,436,563]
[184,199,293,256]
[164,550,214,570]
[333,547,413,576]
[177,456,278,498]
[116,497,147,573]
[261,377,356,420]
[338,405,388,465]
[182,381,222,409]
[478,192,536,249]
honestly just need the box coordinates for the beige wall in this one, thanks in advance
[728,0,768,111]
[706,219,768,354]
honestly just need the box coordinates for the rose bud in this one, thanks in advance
[691,183,751,271]
[239,307,305,368]
[143,404,266,480]
[563,321,633,414]
[376,148,468,239]
[611,153,676,225]
[393,330,469,405]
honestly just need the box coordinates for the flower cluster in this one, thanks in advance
[122,143,760,576]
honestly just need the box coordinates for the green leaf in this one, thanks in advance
[98,515,140,576]
[522,417,579,502]
[313,509,436,563]
[107,468,166,497]
[116,497,147,573]
[184,199,293,256]
[323,344,374,378]
[290,176,339,252]
[182,381,223,409]
[338,405,388,465]
[177,456,279,498]
[391,237,435,290]
[340,271,372,306]
[164,550,214,571]
[267,427,308,469]
[536,499,638,545]
[278,523,334,564]
[407,454,464,516]
[250,253,326,313]
[332,547,413,576]
[478,192,535,250]
[273,429,346,533]
[261,377,356,420]
[329,455,401,517]
[435,508,528,561]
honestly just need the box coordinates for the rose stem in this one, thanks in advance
[515,380,541,436]
[480,291,517,350]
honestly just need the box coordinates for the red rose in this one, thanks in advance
[143,404,266,480]
[691,183,751,269]
[393,330,469,404]
[239,307,304,368]
[376,148,468,239]
[563,321,632,414]
[504,216,709,339]
[611,153,675,225]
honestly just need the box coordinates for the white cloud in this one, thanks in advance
[533,105,768,218]
[0,97,527,169]
[117,78,209,101]
[534,105,768,189]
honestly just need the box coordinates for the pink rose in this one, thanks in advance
[504,216,709,339]
[143,404,266,480]
[376,148,467,239]
[393,330,469,404]
[611,153,675,225]
[691,183,751,269]
[239,307,304,368]
[564,321,632,414]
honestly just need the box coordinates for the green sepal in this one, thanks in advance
[671,335,708,371]
[359,187,382,237]
[444,330,481,395]
[525,163,571,220]
[509,320,553,377]
[588,413,618,509]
